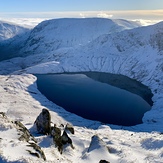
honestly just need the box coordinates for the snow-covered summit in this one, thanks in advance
[20,18,141,55]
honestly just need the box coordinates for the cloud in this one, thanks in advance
[111,10,163,20]
[79,13,85,18]
[133,19,163,26]
[97,12,113,18]
[0,17,47,28]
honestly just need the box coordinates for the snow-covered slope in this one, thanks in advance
[0,18,163,162]
[0,21,30,61]
[0,20,29,41]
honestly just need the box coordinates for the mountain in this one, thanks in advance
[0,20,29,41]
[0,21,30,61]
[0,18,141,62]
[17,18,141,56]
[0,18,163,163]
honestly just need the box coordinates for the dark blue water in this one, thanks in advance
[35,73,151,126]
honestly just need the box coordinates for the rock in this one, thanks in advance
[26,150,40,158]
[34,108,51,135]
[52,126,74,154]
[51,124,61,137]
[14,120,37,143]
[54,136,63,154]
[51,124,63,153]
[99,160,110,163]
[61,130,74,150]
[0,112,6,118]
[27,142,46,161]
[65,123,75,134]
[87,135,109,153]
[0,113,46,161]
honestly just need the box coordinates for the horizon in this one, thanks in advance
[0,0,163,27]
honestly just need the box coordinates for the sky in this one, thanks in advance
[0,0,163,27]
[1,0,163,12]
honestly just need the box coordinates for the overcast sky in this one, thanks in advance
[0,0,162,27]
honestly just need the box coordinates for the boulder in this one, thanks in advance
[65,123,75,134]
[34,108,51,135]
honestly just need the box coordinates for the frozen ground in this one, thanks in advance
[0,18,163,162]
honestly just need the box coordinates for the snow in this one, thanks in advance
[0,18,163,162]
[0,20,29,41]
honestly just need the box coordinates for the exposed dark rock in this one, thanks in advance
[0,112,6,118]
[27,142,46,161]
[54,136,63,154]
[51,124,61,137]
[26,150,40,158]
[13,120,37,143]
[60,124,64,128]
[15,121,46,160]
[51,124,63,153]
[65,123,75,134]
[61,130,74,147]
[34,108,51,135]
[51,124,74,154]
[99,160,110,163]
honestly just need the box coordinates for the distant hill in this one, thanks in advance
[0,20,29,41]
[0,20,30,61]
